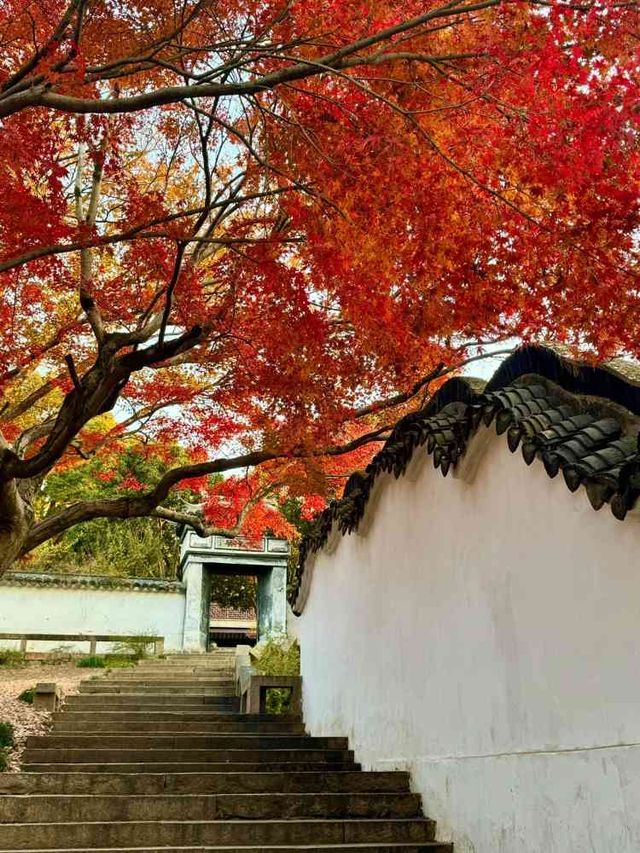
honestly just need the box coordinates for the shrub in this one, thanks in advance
[253,640,300,715]
[45,645,74,664]
[0,722,14,748]
[253,639,300,677]
[0,749,7,772]
[111,637,152,660]
[263,687,294,715]
[18,687,36,704]
[77,655,106,668]
[0,649,26,668]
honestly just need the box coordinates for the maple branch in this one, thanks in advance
[158,242,187,345]
[75,135,107,345]
[150,507,231,538]
[63,355,82,392]
[352,347,516,420]
[151,481,273,539]
[20,422,395,554]
[0,187,300,274]
[0,0,505,118]
[0,207,206,273]
[0,0,84,96]
[21,449,277,552]
[276,51,547,229]
[353,364,446,419]
[14,419,57,457]
[2,379,57,422]
[0,322,208,483]
[0,318,81,390]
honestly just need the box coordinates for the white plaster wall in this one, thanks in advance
[0,586,186,652]
[293,427,640,853]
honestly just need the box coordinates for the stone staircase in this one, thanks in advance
[0,649,452,851]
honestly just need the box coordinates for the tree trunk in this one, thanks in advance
[0,477,29,573]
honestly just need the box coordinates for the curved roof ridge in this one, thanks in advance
[484,344,640,413]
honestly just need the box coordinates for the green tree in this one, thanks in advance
[23,445,213,579]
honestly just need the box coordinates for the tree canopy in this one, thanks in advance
[0,0,638,570]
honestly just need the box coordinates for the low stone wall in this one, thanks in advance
[0,573,186,653]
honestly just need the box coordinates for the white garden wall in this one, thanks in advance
[292,426,640,853]
[0,578,186,652]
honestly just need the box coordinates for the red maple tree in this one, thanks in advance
[0,0,637,569]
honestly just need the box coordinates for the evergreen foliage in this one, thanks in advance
[0,722,14,748]
[24,446,214,579]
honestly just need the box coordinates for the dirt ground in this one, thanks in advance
[0,662,87,771]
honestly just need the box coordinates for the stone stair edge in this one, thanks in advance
[0,846,452,852]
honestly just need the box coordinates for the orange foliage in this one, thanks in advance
[0,0,638,544]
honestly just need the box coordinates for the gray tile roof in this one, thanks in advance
[0,572,185,593]
[290,345,640,613]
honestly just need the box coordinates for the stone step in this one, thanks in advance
[132,664,235,670]
[130,669,236,675]
[21,748,355,765]
[160,658,235,665]
[98,676,236,683]
[51,721,306,734]
[0,818,437,849]
[78,684,236,694]
[140,665,234,671]
[0,771,411,796]
[52,713,299,725]
[66,692,239,701]
[27,736,348,751]
[59,705,243,714]
[137,658,235,663]
[155,664,237,668]
[20,761,362,774]
[0,846,452,852]
[0,792,423,823]
[1,655,451,853]
[64,695,241,708]
[165,653,236,657]
[93,686,237,693]
[127,671,235,678]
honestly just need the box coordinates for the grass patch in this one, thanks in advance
[76,638,150,670]
[104,655,137,668]
[0,722,14,748]
[17,687,36,704]
[77,655,106,668]
[0,649,26,668]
